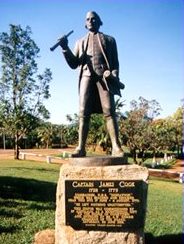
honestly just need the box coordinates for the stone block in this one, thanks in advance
[55,157,148,244]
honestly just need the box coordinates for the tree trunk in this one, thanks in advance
[152,156,156,163]
[164,152,168,162]
[3,133,6,150]
[152,150,156,163]
[139,150,146,165]
[14,132,20,159]
[131,148,138,164]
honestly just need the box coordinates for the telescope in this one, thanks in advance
[50,30,74,52]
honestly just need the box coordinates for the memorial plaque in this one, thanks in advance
[65,180,145,231]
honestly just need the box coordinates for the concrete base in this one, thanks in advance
[55,157,148,244]
[69,155,128,166]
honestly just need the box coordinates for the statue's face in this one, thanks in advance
[85,12,100,32]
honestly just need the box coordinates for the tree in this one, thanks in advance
[149,119,173,159]
[88,114,109,153]
[119,97,161,164]
[167,107,183,157]
[64,114,79,145]
[37,122,53,148]
[0,24,52,159]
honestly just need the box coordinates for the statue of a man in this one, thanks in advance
[59,11,124,157]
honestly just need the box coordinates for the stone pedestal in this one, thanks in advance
[55,157,148,244]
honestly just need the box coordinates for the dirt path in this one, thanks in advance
[0,148,75,164]
[0,148,183,174]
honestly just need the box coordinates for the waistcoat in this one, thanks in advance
[85,33,107,76]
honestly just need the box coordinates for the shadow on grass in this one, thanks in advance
[0,224,21,234]
[8,167,59,173]
[0,176,57,202]
[145,232,183,244]
[0,176,57,234]
[0,208,22,218]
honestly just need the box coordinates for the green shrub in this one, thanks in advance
[143,158,176,169]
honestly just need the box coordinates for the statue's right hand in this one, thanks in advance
[58,36,68,49]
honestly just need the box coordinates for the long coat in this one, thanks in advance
[62,32,121,114]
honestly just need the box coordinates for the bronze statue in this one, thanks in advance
[58,11,124,157]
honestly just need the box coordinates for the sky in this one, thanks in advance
[0,0,184,124]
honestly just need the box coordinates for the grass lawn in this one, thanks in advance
[145,178,183,243]
[0,159,183,244]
